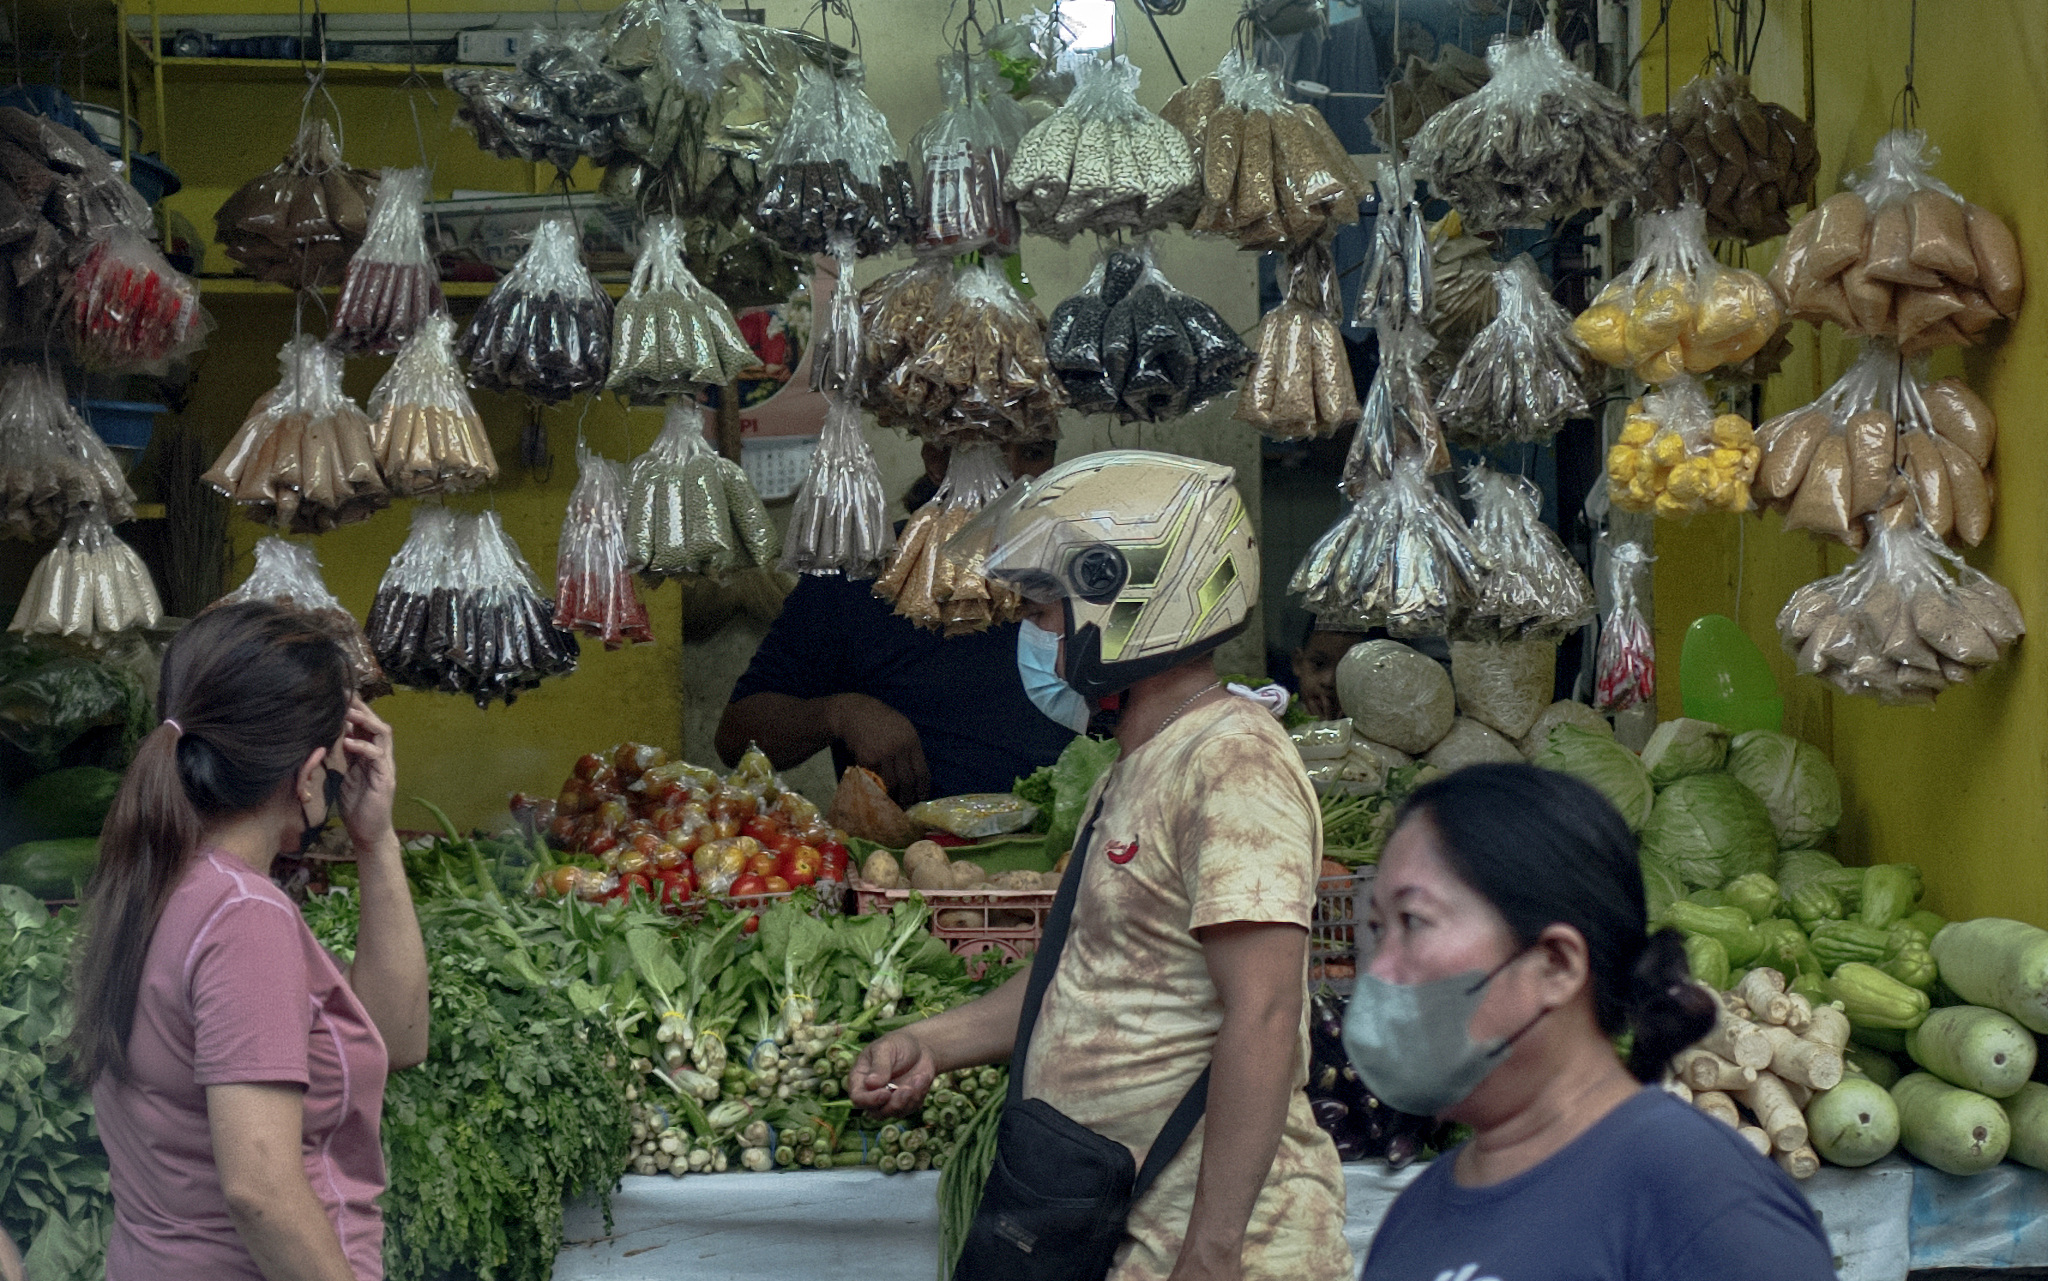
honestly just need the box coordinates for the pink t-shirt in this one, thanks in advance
[94,850,389,1281]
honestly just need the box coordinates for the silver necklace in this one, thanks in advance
[1155,681,1223,735]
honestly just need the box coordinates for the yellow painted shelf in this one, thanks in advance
[133,50,463,84]
[196,278,628,298]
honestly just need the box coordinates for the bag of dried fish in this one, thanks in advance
[1410,27,1655,233]
[1572,203,1781,382]
[1771,129,2023,353]
[1236,244,1358,440]
[214,119,378,288]
[1644,68,1818,244]
[1164,49,1365,249]
[1292,450,1485,637]
[1046,243,1252,423]
[557,447,654,648]
[1420,212,1501,377]
[368,313,498,497]
[329,167,444,356]
[755,64,916,258]
[1778,519,2023,706]
[626,399,778,579]
[1343,321,1447,488]
[1005,54,1199,242]
[608,215,756,403]
[781,395,894,579]
[63,227,209,374]
[873,440,1021,635]
[0,364,134,538]
[214,536,391,698]
[882,263,1063,443]
[1438,254,1591,446]
[1594,541,1655,713]
[459,217,613,403]
[1461,463,1595,642]
[914,85,1020,254]
[445,28,642,173]
[8,511,162,639]
[1605,375,1758,520]
[1354,164,1433,331]
[203,336,388,534]
[1369,43,1491,155]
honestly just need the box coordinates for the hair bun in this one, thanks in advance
[1623,929,1719,1081]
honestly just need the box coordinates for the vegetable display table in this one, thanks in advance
[555,1155,2047,1280]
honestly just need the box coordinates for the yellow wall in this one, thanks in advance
[1642,1,2048,924]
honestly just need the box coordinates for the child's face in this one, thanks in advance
[1291,631,1361,720]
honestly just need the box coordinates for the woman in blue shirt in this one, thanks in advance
[1347,764,1836,1281]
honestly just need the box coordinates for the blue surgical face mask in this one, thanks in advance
[1017,619,1091,733]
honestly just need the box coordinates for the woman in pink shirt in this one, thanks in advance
[67,602,429,1281]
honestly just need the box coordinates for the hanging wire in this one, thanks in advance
[1890,0,1919,131]
[1132,0,1188,85]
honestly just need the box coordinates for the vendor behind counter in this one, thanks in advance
[716,441,1073,806]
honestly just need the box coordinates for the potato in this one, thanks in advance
[993,870,1043,891]
[950,861,989,890]
[910,859,955,891]
[935,909,983,930]
[903,840,949,872]
[860,850,903,890]
[1039,870,1066,891]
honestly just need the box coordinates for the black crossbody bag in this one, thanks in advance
[952,795,1211,1281]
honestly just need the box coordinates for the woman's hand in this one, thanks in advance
[849,1030,937,1117]
[336,697,398,851]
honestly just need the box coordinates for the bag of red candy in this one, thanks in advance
[64,227,208,372]
[556,445,654,648]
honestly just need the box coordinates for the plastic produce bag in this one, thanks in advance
[1354,164,1432,331]
[1162,49,1366,248]
[1778,519,2023,705]
[1450,639,1556,741]
[855,257,952,416]
[1236,243,1359,440]
[875,440,1020,635]
[1370,43,1491,155]
[9,512,162,639]
[1593,541,1654,713]
[1332,638,1455,754]
[1343,321,1447,488]
[1438,255,1590,446]
[781,395,894,579]
[810,238,863,399]
[1605,375,1758,519]
[0,106,152,348]
[607,216,755,403]
[1293,451,1485,637]
[913,80,1019,255]
[1573,204,1781,382]
[1420,213,1500,374]
[625,400,777,579]
[1644,69,1818,244]
[444,28,642,172]
[459,217,613,403]
[1771,130,2022,352]
[0,364,135,537]
[214,536,390,698]
[203,336,388,533]
[63,228,208,373]
[556,447,654,648]
[1461,463,1595,642]
[1044,243,1251,422]
[1006,55,1199,242]
[213,119,378,288]
[365,506,579,708]
[329,167,444,356]
[879,263,1063,444]
[754,64,916,257]
[368,313,497,497]
[1409,28,1655,232]
[904,793,1039,840]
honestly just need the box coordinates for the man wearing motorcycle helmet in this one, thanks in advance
[849,451,1350,1281]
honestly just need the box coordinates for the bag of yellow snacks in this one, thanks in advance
[1606,375,1759,519]
[1573,203,1782,383]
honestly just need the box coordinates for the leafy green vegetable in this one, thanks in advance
[1639,772,1780,891]
[1726,731,1842,851]
[1009,766,1055,833]
[1640,718,1730,788]
[1531,726,1654,831]
[0,635,151,771]
[1318,762,1437,865]
[1038,736,1121,858]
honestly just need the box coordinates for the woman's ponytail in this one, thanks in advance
[1623,928,1719,1082]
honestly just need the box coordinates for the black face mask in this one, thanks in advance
[298,768,345,855]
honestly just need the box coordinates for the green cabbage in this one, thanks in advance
[1641,718,1730,788]
[1641,856,1686,922]
[1726,731,1842,850]
[1640,772,1781,891]
[1531,725,1654,831]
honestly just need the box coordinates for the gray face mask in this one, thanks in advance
[1341,950,1549,1117]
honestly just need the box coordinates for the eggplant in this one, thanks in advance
[1310,1096,1350,1130]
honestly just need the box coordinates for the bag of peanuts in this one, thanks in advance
[1573,203,1782,383]
[1605,375,1759,519]
[1005,54,1200,242]
[1771,130,2023,353]
[1236,240,1359,440]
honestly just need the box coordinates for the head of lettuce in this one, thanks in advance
[1725,730,1841,850]
[1640,772,1780,890]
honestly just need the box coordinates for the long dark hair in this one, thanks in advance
[69,601,350,1085]
[1395,763,1718,1082]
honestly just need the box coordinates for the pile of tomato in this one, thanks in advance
[516,742,852,913]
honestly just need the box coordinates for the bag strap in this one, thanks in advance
[1005,785,1211,1196]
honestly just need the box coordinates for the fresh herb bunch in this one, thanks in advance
[1319,762,1438,865]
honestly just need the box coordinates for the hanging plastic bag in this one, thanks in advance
[781,396,894,579]
[1604,375,1758,520]
[811,237,863,399]
[459,216,613,403]
[0,364,135,538]
[755,64,917,257]
[556,447,654,648]
[368,313,498,497]
[203,336,388,533]
[1369,43,1491,155]
[1645,69,1818,244]
[608,215,756,403]
[1409,28,1655,232]
[1006,54,1199,242]
[214,536,390,697]
[625,400,778,579]
[856,257,953,418]
[444,28,642,172]
[1420,213,1499,374]
[1045,243,1252,423]
[874,440,1020,634]
[914,74,1019,254]
[1593,541,1654,714]
[1461,463,1596,642]
[329,167,444,355]
[881,263,1063,444]
[1354,164,1433,332]
[1342,321,1447,492]
[1236,243,1359,440]
[1438,255,1591,446]
[63,227,208,373]
[213,118,379,287]
[1292,450,1485,637]
[9,512,162,639]
[1771,130,2022,352]
[1572,204,1781,383]
[1778,519,2023,705]
[1163,49,1366,249]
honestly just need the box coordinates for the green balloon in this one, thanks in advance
[1680,614,1783,734]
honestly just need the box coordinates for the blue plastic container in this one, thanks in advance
[74,400,166,467]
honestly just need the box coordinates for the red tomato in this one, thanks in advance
[746,852,779,878]
[708,817,742,841]
[741,816,783,844]
[655,870,692,908]
[630,832,664,859]
[573,753,607,781]
[768,833,800,858]
[743,913,761,934]
[820,848,850,879]
[818,838,850,861]
[785,865,818,888]
[547,814,579,845]
[762,875,792,894]
[584,829,619,857]
[730,873,768,897]
[617,871,653,900]
[615,849,651,875]
[709,793,757,822]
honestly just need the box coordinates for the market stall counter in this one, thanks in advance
[555,1154,2048,1281]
